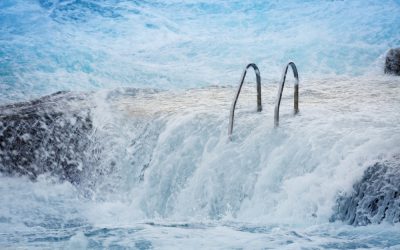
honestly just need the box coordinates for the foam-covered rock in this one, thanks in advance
[331,159,400,225]
[0,91,95,184]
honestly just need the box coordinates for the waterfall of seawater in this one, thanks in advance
[2,76,400,248]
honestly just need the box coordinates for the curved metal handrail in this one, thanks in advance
[274,62,299,127]
[228,63,262,138]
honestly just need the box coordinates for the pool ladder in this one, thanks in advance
[228,62,299,138]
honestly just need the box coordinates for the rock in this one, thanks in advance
[0,91,96,184]
[331,159,400,225]
[385,48,400,75]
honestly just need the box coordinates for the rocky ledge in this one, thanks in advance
[0,91,96,184]
[331,159,400,225]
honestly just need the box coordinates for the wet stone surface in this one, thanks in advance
[0,91,96,184]
[385,48,400,76]
[332,159,400,225]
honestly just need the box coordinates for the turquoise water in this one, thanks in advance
[1,1,400,249]
[1,0,399,102]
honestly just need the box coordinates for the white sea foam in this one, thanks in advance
[1,0,400,248]
[1,75,400,248]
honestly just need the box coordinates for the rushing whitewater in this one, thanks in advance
[2,76,400,248]
[1,0,400,249]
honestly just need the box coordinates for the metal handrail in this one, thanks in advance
[228,63,262,138]
[274,62,299,127]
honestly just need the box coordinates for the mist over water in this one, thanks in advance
[1,0,400,102]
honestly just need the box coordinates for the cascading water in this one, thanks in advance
[1,0,400,249]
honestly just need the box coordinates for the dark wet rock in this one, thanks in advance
[385,48,400,75]
[331,159,400,225]
[0,91,96,184]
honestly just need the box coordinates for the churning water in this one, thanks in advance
[1,0,400,249]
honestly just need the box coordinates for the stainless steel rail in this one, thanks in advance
[228,63,262,138]
[274,62,299,127]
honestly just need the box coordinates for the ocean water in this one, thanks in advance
[1,0,400,249]
[1,0,400,102]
